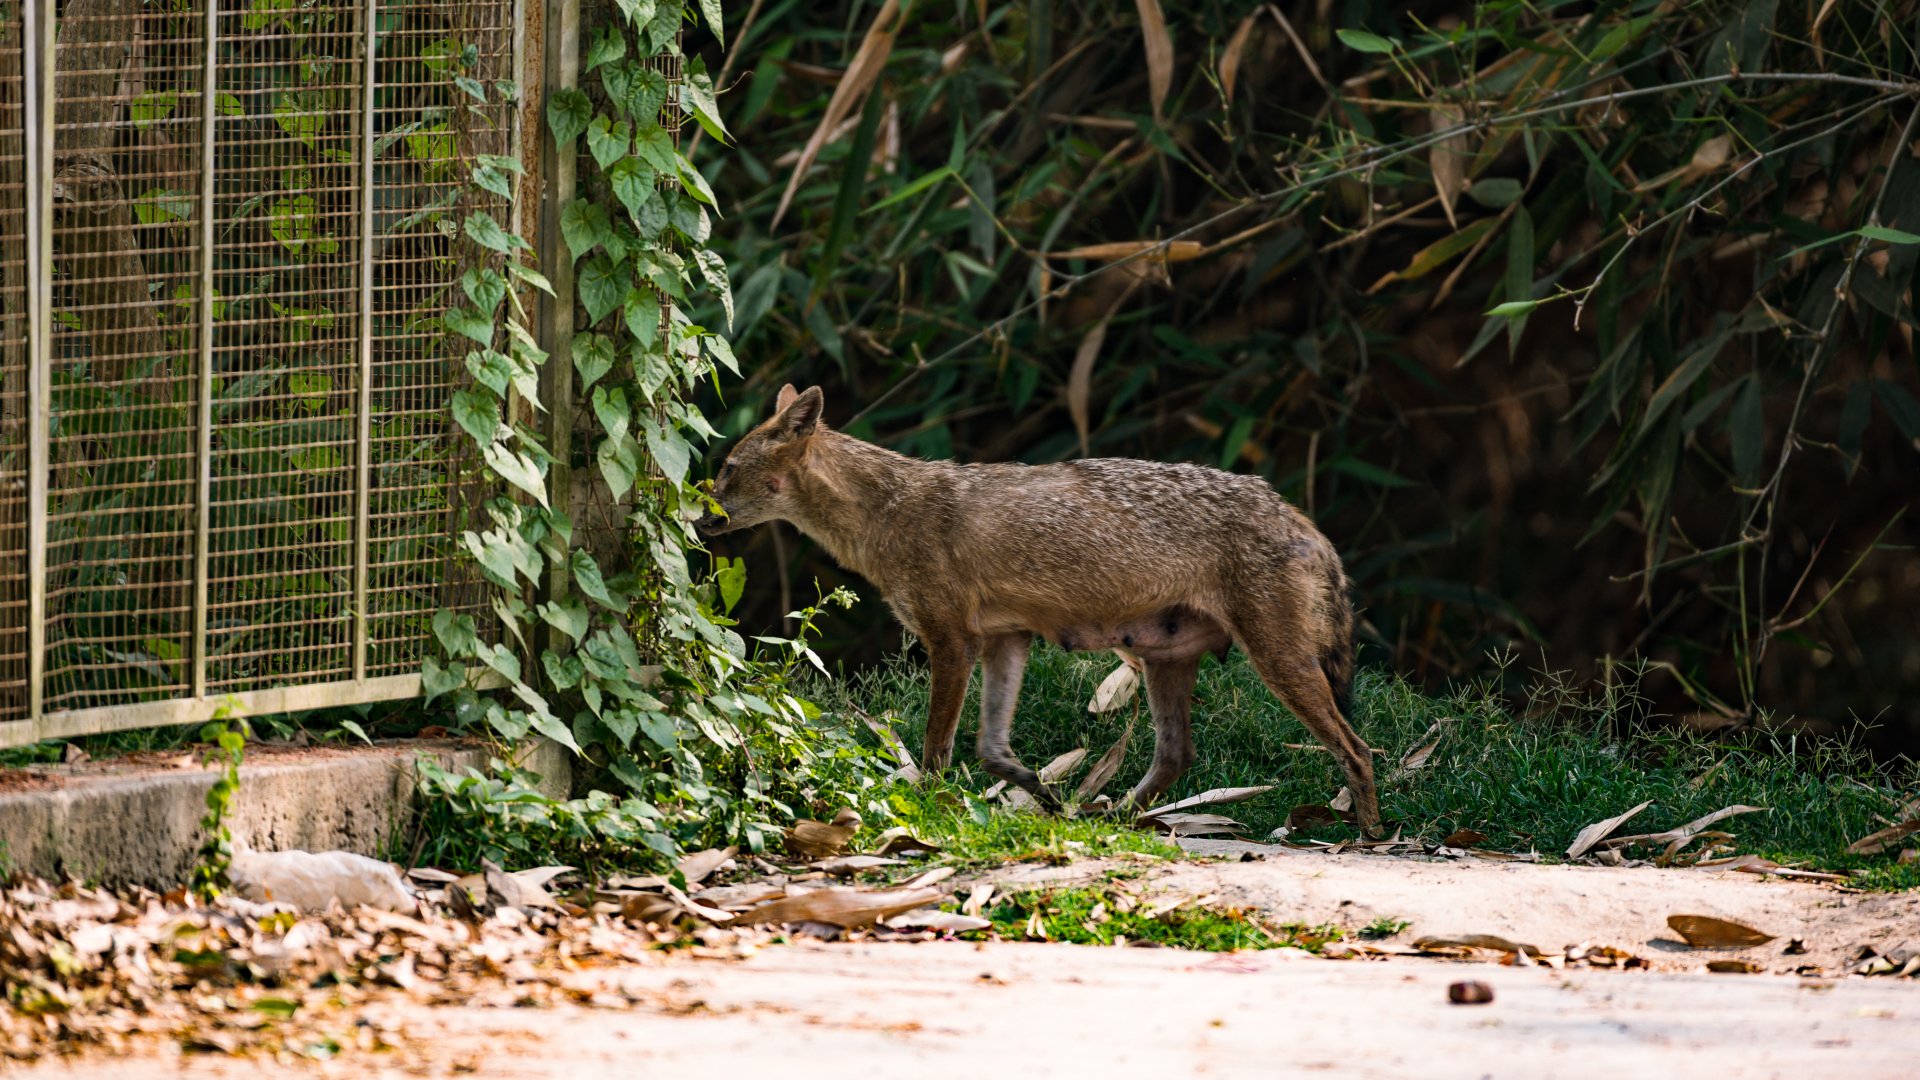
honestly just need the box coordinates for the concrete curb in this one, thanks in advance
[0,738,571,888]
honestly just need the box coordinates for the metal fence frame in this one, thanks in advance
[1,0,544,748]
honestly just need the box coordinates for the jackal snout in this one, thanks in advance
[700,385,824,536]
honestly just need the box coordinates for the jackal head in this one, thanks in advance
[694,384,823,535]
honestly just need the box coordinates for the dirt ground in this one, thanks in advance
[12,848,1919,1079]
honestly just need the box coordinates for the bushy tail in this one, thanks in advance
[1321,565,1355,721]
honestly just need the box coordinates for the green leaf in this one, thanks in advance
[716,556,745,614]
[461,267,507,314]
[1504,206,1534,356]
[587,25,628,71]
[868,165,955,214]
[542,651,585,690]
[578,255,627,325]
[692,250,733,331]
[547,87,593,145]
[676,154,720,209]
[1730,375,1765,484]
[666,190,709,243]
[470,161,514,200]
[484,442,550,507]
[433,610,481,657]
[624,288,661,346]
[1859,224,1920,245]
[463,349,513,396]
[1336,28,1397,53]
[704,333,739,376]
[632,123,677,174]
[625,66,670,123]
[586,115,630,170]
[599,434,642,500]
[609,157,657,223]
[613,0,656,26]
[591,384,632,443]
[697,0,723,42]
[1486,299,1539,318]
[642,415,691,486]
[680,60,730,143]
[464,212,527,254]
[526,706,583,754]
[1468,178,1524,209]
[507,261,554,296]
[451,389,501,445]
[421,655,466,702]
[444,306,496,346]
[477,641,521,684]
[571,550,624,610]
[537,595,591,645]
[573,333,617,390]
[561,199,613,261]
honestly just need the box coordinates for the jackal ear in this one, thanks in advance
[776,385,824,439]
[775,384,799,412]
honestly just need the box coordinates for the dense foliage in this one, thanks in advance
[425,0,887,867]
[687,0,1920,751]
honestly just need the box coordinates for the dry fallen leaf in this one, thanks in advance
[1089,660,1142,713]
[1429,105,1469,230]
[903,866,956,890]
[1416,934,1542,958]
[1286,804,1337,831]
[884,909,992,934]
[1328,787,1354,814]
[734,887,942,929]
[810,855,905,878]
[1038,748,1089,786]
[675,847,736,886]
[1143,812,1246,837]
[1603,805,1768,852]
[961,883,995,918]
[785,811,861,859]
[1565,800,1653,860]
[1138,785,1276,818]
[1845,818,1920,856]
[872,827,943,857]
[1439,829,1487,849]
[1076,721,1135,801]
[1667,914,1776,949]
[1706,959,1764,974]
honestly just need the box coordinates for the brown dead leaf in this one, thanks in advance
[785,818,858,860]
[1286,804,1337,831]
[1706,959,1764,974]
[1076,721,1136,801]
[1049,240,1206,263]
[1602,805,1768,852]
[961,883,995,918]
[902,866,956,890]
[1439,829,1487,849]
[1145,812,1246,836]
[1416,934,1542,957]
[1139,785,1275,818]
[1219,11,1259,102]
[675,847,736,886]
[1430,105,1468,230]
[1329,787,1353,814]
[1038,748,1089,785]
[1068,279,1145,458]
[884,909,992,933]
[1845,818,1920,856]
[1089,660,1142,713]
[1565,800,1652,860]
[735,887,942,929]
[770,0,902,229]
[1667,914,1775,949]
[810,855,904,878]
[872,827,943,858]
[689,882,787,911]
[1134,0,1173,122]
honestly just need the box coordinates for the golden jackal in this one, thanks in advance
[696,385,1380,833]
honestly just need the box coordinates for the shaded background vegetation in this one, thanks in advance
[679,0,1920,756]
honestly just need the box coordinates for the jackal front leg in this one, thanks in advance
[918,633,980,778]
[1116,657,1200,813]
[976,632,1058,809]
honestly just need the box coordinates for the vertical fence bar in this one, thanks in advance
[535,0,579,633]
[23,0,53,725]
[193,0,219,700]
[352,0,377,683]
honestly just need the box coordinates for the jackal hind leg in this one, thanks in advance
[1238,627,1382,836]
[977,632,1059,809]
[918,632,981,778]
[1116,656,1201,814]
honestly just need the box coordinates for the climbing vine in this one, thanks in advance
[419,2,884,864]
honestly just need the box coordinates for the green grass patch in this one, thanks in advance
[818,645,1920,888]
[876,781,1178,867]
[980,884,1344,952]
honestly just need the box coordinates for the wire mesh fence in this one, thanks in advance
[0,0,518,747]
